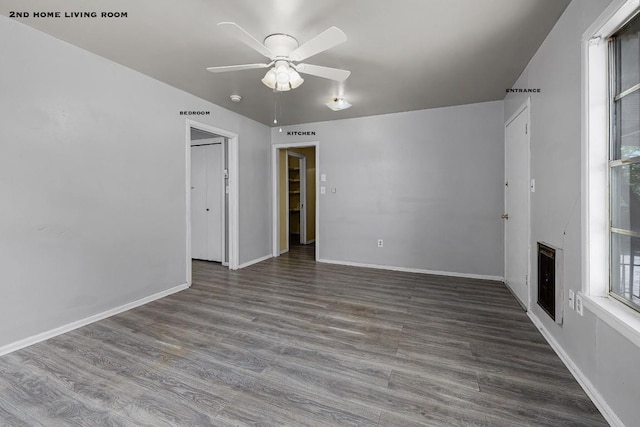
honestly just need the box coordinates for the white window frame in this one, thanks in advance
[582,0,640,348]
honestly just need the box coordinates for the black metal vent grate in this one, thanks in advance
[538,243,556,321]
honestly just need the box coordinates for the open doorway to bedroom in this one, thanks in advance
[185,120,239,285]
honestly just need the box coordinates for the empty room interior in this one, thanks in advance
[1,0,640,425]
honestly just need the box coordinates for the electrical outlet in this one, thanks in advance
[568,289,575,310]
[377,239,383,248]
[576,294,584,316]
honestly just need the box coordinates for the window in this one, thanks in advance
[583,0,640,347]
[609,13,640,311]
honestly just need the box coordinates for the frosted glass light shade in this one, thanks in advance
[261,68,277,89]
[289,69,304,89]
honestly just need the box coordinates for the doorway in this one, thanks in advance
[191,136,224,262]
[185,120,239,285]
[272,143,319,259]
[287,152,307,245]
[504,99,531,309]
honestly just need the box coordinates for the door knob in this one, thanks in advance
[501,213,509,220]
[206,209,210,211]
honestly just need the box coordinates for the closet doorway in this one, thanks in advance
[190,133,224,262]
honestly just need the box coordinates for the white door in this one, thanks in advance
[191,144,223,262]
[504,102,530,308]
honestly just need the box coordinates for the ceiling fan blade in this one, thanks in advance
[217,22,273,59]
[289,27,347,61]
[206,63,271,73]
[294,63,351,82]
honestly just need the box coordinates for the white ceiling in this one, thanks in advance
[1,0,570,126]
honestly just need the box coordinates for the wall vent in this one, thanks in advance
[537,242,563,325]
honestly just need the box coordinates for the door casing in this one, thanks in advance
[504,98,532,309]
[185,120,239,284]
[272,142,320,260]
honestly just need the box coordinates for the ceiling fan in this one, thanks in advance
[207,22,351,92]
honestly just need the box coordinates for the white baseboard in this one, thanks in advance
[238,254,272,269]
[528,312,624,427]
[0,282,189,357]
[304,239,315,245]
[317,258,503,282]
[279,248,289,255]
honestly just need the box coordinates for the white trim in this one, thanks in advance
[228,134,239,270]
[185,124,192,285]
[185,120,240,271]
[304,239,315,245]
[582,0,640,42]
[318,258,504,282]
[285,153,290,252]
[0,283,189,357]
[528,311,625,427]
[503,97,532,310]
[581,293,640,348]
[582,10,613,298]
[582,0,640,333]
[238,253,272,269]
[272,146,279,256]
[279,248,289,255]
[272,141,320,261]
[220,141,226,264]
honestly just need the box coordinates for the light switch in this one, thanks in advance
[320,186,326,194]
[568,289,575,310]
[321,174,327,182]
[576,294,584,316]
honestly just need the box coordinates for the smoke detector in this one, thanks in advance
[230,94,242,102]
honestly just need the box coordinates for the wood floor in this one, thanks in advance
[0,245,607,426]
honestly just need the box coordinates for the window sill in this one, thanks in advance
[580,292,640,348]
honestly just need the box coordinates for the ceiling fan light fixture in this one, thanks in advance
[326,97,352,111]
[209,23,350,94]
[288,69,304,89]
[261,68,277,89]
[261,60,305,92]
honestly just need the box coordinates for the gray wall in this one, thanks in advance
[272,101,505,278]
[0,16,271,349]
[505,0,640,425]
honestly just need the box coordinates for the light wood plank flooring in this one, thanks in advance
[0,245,607,426]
